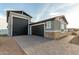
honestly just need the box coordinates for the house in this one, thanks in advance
[30,15,68,39]
[68,28,75,32]
[68,28,79,32]
[7,10,68,39]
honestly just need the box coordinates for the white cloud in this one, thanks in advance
[48,12,64,18]
[64,4,79,28]
[0,15,7,29]
[0,15,6,19]
[47,4,79,28]
[35,4,51,21]
[4,8,24,12]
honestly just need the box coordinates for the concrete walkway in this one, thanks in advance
[14,35,79,55]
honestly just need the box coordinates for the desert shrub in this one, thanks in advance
[0,34,8,37]
[72,32,77,35]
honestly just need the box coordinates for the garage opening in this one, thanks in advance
[13,17,28,36]
[32,24,44,36]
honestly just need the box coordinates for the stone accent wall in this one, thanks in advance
[44,32,55,39]
[44,32,72,40]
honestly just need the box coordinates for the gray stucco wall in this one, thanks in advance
[51,16,67,32]
[53,20,61,31]
[51,20,54,30]
[45,20,61,31]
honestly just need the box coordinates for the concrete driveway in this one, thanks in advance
[13,35,79,55]
[14,35,51,47]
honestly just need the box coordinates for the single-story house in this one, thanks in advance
[30,15,68,39]
[68,28,79,32]
[7,10,68,39]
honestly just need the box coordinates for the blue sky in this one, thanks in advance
[0,3,72,21]
[0,3,79,29]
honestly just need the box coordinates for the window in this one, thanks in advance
[61,22,65,32]
[61,23,64,29]
[46,21,51,29]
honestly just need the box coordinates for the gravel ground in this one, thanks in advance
[0,36,26,55]
[14,35,79,55]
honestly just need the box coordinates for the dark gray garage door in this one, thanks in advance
[32,24,44,36]
[13,17,28,36]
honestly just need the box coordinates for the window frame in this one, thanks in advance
[60,21,65,32]
[46,21,52,29]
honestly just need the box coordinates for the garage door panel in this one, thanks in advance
[13,17,28,36]
[32,24,44,36]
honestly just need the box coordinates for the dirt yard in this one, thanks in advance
[0,36,26,55]
[70,31,79,45]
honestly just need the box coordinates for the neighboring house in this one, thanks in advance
[7,10,68,39]
[0,29,8,35]
[68,28,74,32]
[68,28,79,32]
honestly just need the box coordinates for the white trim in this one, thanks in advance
[28,21,30,35]
[44,23,45,37]
[29,25,32,35]
[46,21,52,29]
[31,23,45,26]
[10,14,13,36]
[45,30,61,32]
[10,12,31,20]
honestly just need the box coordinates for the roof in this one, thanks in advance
[30,15,68,25]
[7,10,32,22]
[30,18,55,25]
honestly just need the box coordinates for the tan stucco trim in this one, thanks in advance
[44,31,70,40]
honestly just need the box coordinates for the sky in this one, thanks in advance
[0,3,79,29]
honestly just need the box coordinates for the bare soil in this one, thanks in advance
[70,36,79,45]
[0,36,26,55]
[70,31,79,45]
